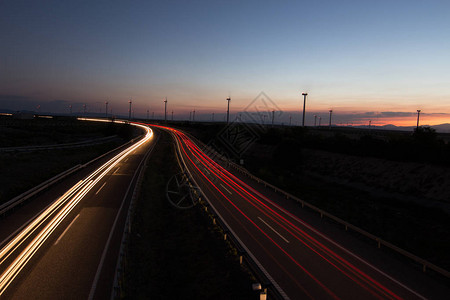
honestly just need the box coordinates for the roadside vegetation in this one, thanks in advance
[124,131,254,300]
[0,116,138,204]
[181,123,450,271]
[0,116,135,147]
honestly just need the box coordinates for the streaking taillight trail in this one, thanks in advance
[181,134,401,299]
[151,124,424,300]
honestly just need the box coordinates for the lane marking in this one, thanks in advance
[242,183,426,299]
[0,191,71,249]
[258,217,290,243]
[220,184,232,195]
[54,214,80,245]
[113,167,120,174]
[95,182,107,195]
[123,157,129,163]
[0,123,153,296]
[173,137,290,299]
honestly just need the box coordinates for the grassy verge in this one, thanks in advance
[124,132,255,299]
[178,124,450,271]
[246,161,450,271]
[0,117,127,147]
[0,141,128,204]
[0,119,141,204]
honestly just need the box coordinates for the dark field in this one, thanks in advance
[0,116,121,147]
[0,118,256,299]
[179,122,450,271]
[0,116,137,204]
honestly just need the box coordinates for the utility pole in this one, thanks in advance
[226,97,231,124]
[301,92,308,127]
[319,116,322,127]
[147,109,149,121]
[193,109,195,121]
[369,120,372,130]
[189,111,192,121]
[314,115,317,127]
[105,101,108,118]
[289,115,292,126]
[172,110,174,121]
[164,97,167,122]
[128,99,132,120]
[416,109,421,129]
[329,109,333,129]
[272,110,275,126]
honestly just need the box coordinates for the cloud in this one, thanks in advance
[379,111,415,118]
[1,94,449,126]
[231,108,450,126]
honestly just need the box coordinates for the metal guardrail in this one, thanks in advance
[0,135,119,152]
[0,135,143,217]
[111,132,159,299]
[200,201,287,300]
[225,153,450,280]
[170,130,289,300]
[0,164,82,216]
[182,133,450,280]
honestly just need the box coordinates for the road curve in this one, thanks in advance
[0,120,155,299]
[160,125,449,300]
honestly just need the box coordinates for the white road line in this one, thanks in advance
[54,214,80,245]
[95,182,107,195]
[113,167,120,174]
[0,122,153,296]
[220,184,232,195]
[123,157,129,162]
[258,217,290,243]
[0,192,67,249]
[245,184,426,300]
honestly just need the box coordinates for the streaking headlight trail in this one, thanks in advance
[0,119,153,295]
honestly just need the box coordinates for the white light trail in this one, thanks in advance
[0,120,153,295]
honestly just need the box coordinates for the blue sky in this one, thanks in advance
[1,0,449,125]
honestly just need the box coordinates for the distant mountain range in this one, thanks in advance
[2,108,450,133]
[375,123,450,133]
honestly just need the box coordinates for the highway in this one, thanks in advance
[1,120,448,299]
[0,120,155,299]
[162,125,450,300]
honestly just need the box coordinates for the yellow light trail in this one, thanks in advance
[0,119,153,295]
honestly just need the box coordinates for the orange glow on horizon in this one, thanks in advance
[361,115,450,127]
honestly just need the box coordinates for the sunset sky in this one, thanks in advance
[1,0,449,126]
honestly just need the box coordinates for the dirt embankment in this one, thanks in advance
[301,148,450,210]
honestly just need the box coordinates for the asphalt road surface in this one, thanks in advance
[163,125,450,300]
[0,121,155,299]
